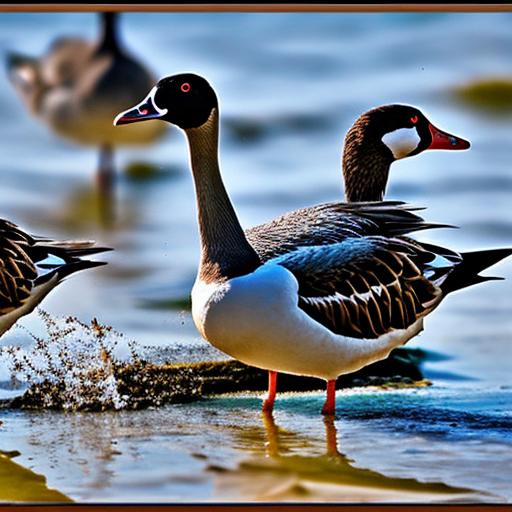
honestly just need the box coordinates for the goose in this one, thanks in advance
[244,105,470,401]
[0,219,110,337]
[6,12,165,195]
[114,73,512,415]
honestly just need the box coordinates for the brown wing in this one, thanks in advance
[0,237,37,314]
[274,236,450,340]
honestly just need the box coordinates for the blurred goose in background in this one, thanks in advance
[114,73,511,416]
[6,12,166,201]
[0,219,110,337]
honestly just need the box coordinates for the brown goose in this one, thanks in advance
[0,219,110,337]
[6,12,165,194]
[114,73,511,415]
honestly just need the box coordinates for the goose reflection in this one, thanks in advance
[212,410,480,502]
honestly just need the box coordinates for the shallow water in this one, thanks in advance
[2,386,511,502]
[0,11,511,503]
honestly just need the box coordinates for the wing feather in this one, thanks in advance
[274,236,445,340]
[246,200,453,262]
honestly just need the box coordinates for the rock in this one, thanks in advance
[7,347,427,411]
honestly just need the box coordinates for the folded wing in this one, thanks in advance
[273,235,454,339]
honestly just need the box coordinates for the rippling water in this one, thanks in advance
[0,11,511,502]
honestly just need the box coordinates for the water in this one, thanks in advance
[0,11,511,502]
[2,387,511,502]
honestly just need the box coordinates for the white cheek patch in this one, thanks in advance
[382,127,421,159]
[146,86,168,115]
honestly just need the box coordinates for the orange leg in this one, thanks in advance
[321,379,337,416]
[262,370,277,412]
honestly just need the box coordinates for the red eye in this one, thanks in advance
[181,83,191,93]
[410,115,418,124]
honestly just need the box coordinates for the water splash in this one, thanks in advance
[0,310,143,411]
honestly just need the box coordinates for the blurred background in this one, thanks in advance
[0,11,511,503]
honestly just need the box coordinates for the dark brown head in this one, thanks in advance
[113,73,218,130]
[343,104,470,201]
[352,104,469,158]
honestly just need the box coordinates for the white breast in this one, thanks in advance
[191,263,423,381]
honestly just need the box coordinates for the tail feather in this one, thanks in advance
[441,248,512,294]
[35,260,108,287]
[56,260,108,280]
[342,201,458,237]
[30,241,112,264]
[42,244,112,260]
[388,222,457,236]
[32,241,112,285]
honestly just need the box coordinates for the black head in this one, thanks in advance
[353,104,470,160]
[114,73,218,130]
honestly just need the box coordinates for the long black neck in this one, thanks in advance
[97,12,121,55]
[342,123,394,202]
